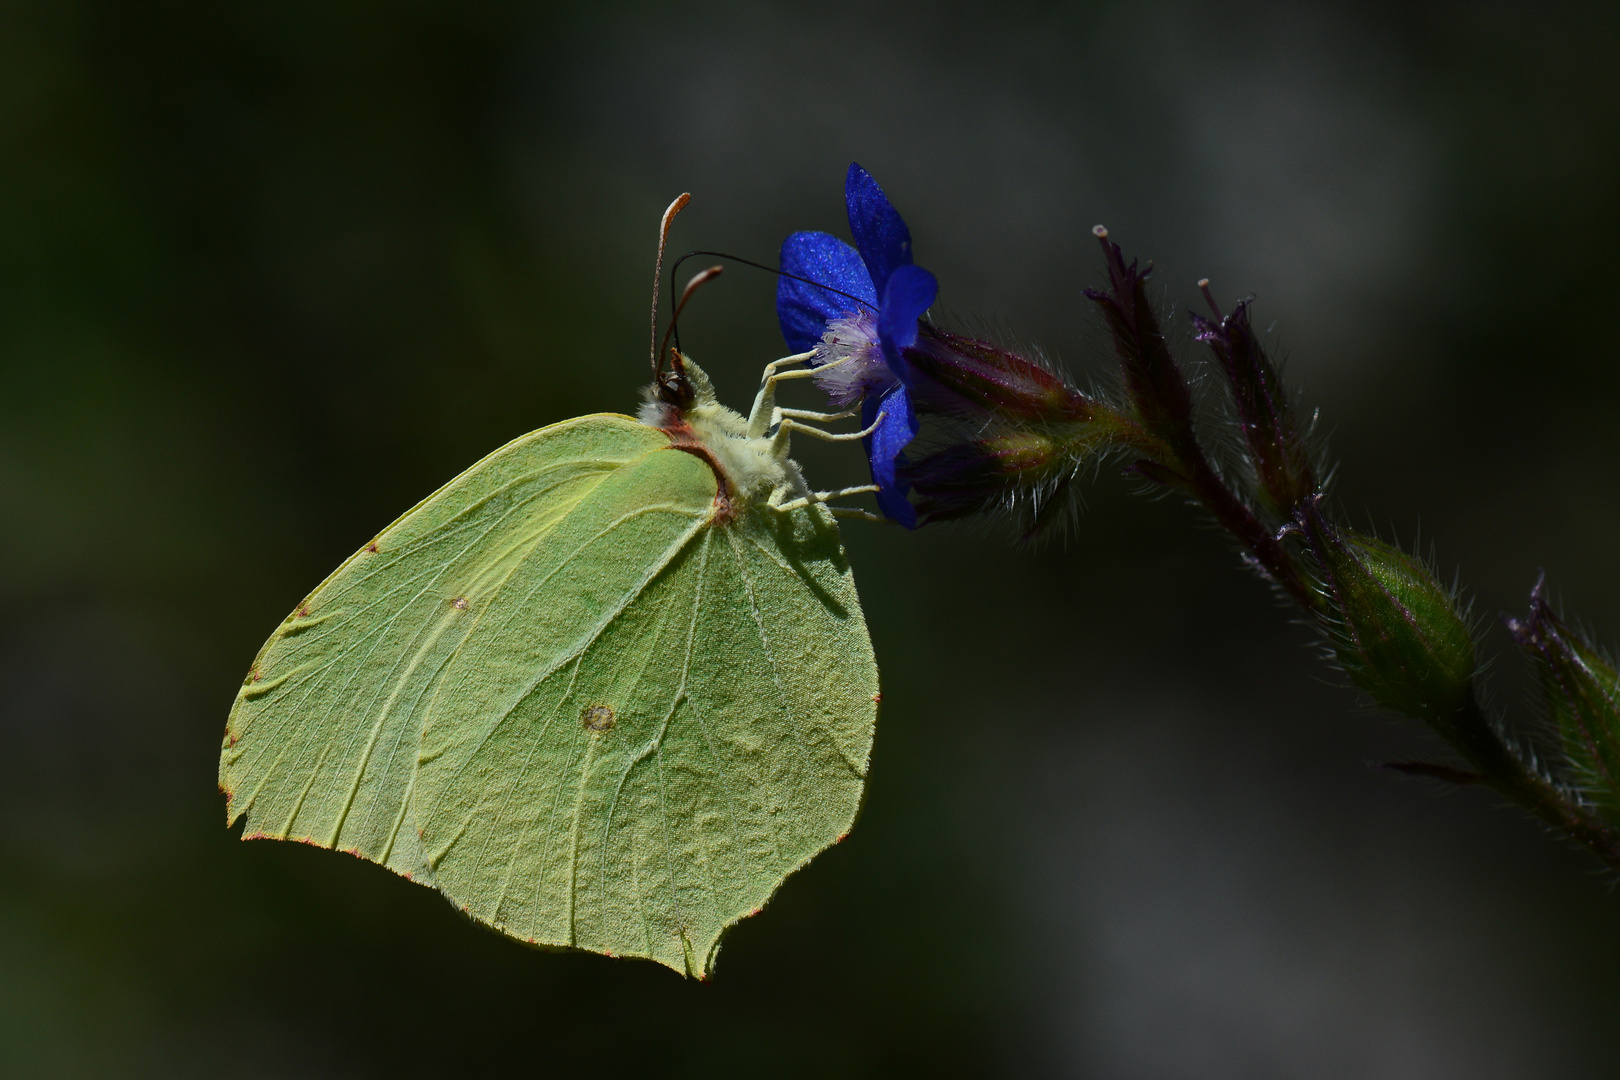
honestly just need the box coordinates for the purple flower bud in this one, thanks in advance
[1300,499,1477,725]
[1082,227,1199,467]
[896,325,1124,535]
[1507,579,1620,817]
[1191,284,1317,519]
[905,325,1097,424]
[906,431,1072,532]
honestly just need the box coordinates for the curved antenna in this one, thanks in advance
[658,265,724,376]
[668,249,879,316]
[649,193,692,380]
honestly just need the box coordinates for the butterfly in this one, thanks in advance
[220,196,885,978]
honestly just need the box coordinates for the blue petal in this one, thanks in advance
[777,231,878,354]
[876,264,938,375]
[845,162,913,297]
[862,382,918,529]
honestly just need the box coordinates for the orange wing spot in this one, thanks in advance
[871,692,882,703]
[749,907,762,917]
[295,605,311,618]
[835,832,849,843]
[365,541,380,554]
[342,847,362,857]
[580,703,616,732]
[243,831,269,841]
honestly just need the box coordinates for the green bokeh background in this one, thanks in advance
[5,2,1620,1075]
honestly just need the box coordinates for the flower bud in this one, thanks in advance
[1083,227,1199,465]
[896,323,1127,535]
[905,325,1094,424]
[1191,288,1316,519]
[1301,502,1476,724]
[906,426,1108,534]
[1507,579,1620,816]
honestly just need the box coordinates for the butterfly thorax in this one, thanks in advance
[639,358,793,521]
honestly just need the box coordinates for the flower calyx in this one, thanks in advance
[1299,499,1477,727]
[1507,578,1620,820]
[1191,284,1317,520]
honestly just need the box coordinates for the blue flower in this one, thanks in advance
[777,163,938,528]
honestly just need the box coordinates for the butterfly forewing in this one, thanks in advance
[221,416,675,877]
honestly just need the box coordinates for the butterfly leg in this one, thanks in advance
[768,411,885,456]
[776,407,861,423]
[744,351,816,437]
[767,460,889,524]
[769,484,880,512]
[746,354,844,438]
[758,350,819,382]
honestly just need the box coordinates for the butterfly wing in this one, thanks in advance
[221,415,684,880]
[412,490,877,978]
[222,413,879,977]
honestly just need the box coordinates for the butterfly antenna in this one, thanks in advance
[657,265,724,395]
[668,249,878,315]
[650,192,692,382]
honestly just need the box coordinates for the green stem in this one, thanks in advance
[1107,414,1322,613]
[1447,689,1620,871]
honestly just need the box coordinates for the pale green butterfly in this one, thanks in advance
[219,195,884,979]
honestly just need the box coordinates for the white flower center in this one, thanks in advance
[811,310,893,407]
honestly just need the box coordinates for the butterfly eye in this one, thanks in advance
[656,364,695,410]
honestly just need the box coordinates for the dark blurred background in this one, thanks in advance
[4,1,1620,1075]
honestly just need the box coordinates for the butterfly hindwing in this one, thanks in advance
[415,494,877,975]
[222,412,878,977]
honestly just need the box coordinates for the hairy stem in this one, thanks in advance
[1446,690,1620,870]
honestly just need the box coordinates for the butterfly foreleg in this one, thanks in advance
[768,410,884,457]
[744,350,816,437]
[760,350,819,380]
[745,353,843,439]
